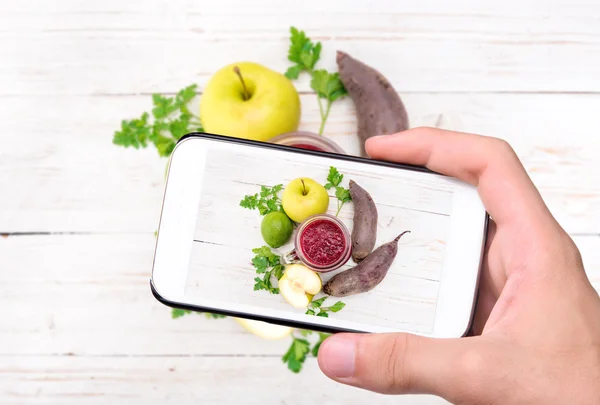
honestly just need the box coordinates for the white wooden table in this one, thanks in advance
[2,1,599,404]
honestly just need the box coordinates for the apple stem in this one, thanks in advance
[233,66,251,101]
[300,179,307,196]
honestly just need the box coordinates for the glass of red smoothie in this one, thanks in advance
[290,214,352,272]
[270,131,345,154]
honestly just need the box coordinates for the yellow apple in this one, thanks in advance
[279,264,322,308]
[281,178,330,223]
[234,318,293,340]
[200,62,301,141]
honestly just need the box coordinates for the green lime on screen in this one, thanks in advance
[261,211,294,248]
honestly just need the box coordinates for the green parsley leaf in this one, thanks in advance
[113,112,152,149]
[310,70,349,133]
[152,94,177,119]
[240,195,258,210]
[168,116,192,141]
[172,308,226,320]
[284,64,303,80]
[310,70,347,102]
[310,297,327,308]
[112,84,202,158]
[325,166,344,189]
[269,255,282,267]
[252,246,281,269]
[251,246,284,294]
[251,256,270,274]
[284,27,346,135]
[335,186,352,204]
[280,331,331,372]
[155,135,176,157]
[171,308,191,319]
[306,297,346,317]
[272,264,285,280]
[286,27,321,74]
[253,276,264,291]
[252,246,272,257]
[324,167,352,216]
[175,84,198,106]
[240,184,284,216]
[327,301,346,313]
[282,337,310,373]
[203,313,227,319]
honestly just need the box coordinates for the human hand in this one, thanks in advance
[317,127,600,404]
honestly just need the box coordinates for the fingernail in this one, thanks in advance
[319,335,356,378]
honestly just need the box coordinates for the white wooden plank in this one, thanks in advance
[1,93,599,234]
[0,233,291,356]
[1,1,600,94]
[2,0,598,15]
[0,356,448,405]
[1,234,598,357]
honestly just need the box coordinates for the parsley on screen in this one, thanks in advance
[305,296,346,317]
[324,166,352,216]
[113,84,203,157]
[251,246,285,295]
[240,184,284,216]
[284,27,348,135]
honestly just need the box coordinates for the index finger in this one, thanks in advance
[365,127,552,226]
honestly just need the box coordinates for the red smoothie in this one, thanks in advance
[299,219,346,266]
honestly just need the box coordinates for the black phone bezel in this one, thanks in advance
[149,132,489,336]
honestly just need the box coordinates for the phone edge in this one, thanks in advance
[149,279,363,335]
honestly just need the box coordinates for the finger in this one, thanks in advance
[478,220,505,324]
[481,220,506,299]
[471,287,498,335]
[318,332,487,400]
[365,127,553,226]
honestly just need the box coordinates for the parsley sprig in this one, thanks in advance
[324,166,352,216]
[282,336,310,373]
[171,308,226,319]
[284,28,321,79]
[240,184,284,216]
[283,330,331,373]
[113,84,202,157]
[251,246,285,294]
[305,297,346,317]
[284,27,348,135]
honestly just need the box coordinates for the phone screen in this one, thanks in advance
[183,139,458,334]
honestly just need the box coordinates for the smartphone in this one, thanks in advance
[151,133,488,338]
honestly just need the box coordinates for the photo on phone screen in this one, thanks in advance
[180,138,461,335]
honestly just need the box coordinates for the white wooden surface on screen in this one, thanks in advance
[185,143,454,333]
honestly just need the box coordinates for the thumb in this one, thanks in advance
[317,332,485,400]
